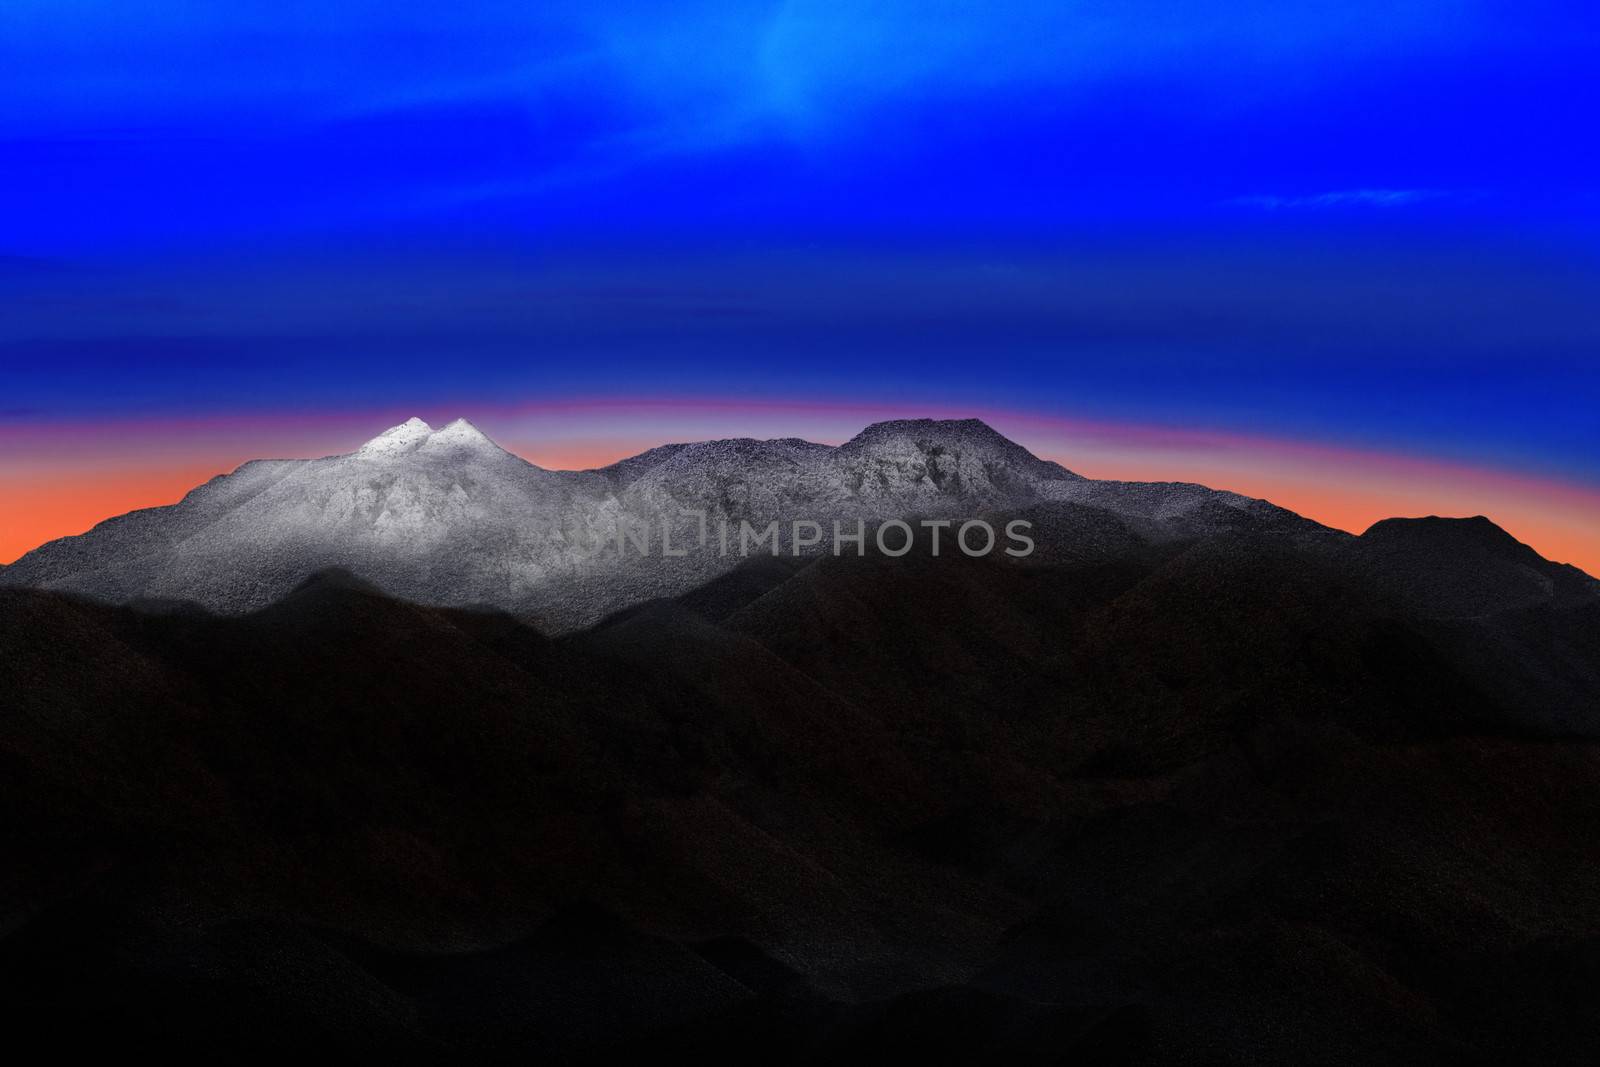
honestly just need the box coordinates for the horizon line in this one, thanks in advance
[2,400,1598,579]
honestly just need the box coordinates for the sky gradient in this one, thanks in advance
[2,3,1596,572]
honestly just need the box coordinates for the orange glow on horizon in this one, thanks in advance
[0,464,239,566]
[2,412,1596,579]
[1062,456,1599,579]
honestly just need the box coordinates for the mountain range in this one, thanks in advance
[8,415,1570,633]
[3,417,1599,1061]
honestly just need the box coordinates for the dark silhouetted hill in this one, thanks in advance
[2,507,1598,1061]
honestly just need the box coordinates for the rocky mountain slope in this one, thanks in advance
[2,414,1598,1059]
[1,416,1347,629]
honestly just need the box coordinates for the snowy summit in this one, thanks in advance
[357,417,434,458]
[0,416,1342,632]
[357,417,499,459]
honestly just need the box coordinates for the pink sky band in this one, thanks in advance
[3,399,1596,578]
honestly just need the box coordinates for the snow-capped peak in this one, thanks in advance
[357,417,434,457]
[353,416,507,461]
[426,417,496,451]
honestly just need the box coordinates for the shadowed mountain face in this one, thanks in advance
[1,417,1340,631]
[2,418,1598,1061]
[2,490,1599,1061]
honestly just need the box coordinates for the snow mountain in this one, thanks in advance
[0,415,1502,631]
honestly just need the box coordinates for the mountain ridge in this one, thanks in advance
[1,417,1589,631]
[1,424,1598,1059]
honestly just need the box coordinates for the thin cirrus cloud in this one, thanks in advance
[1,0,1500,176]
[2,2,1484,115]
[1,1,1587,248]
[1,3,1595,578]
[1226,189,1469,210]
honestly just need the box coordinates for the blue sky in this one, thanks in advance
[1,1,1597,483]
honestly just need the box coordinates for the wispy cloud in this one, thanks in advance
[1227,188,1465,211]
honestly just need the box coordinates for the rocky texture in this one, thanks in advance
[2,414,1597,1059]
[2,416,1350,630]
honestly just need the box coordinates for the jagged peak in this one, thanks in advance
[357,417,434,457]
[425,417,497,450]
[353,416,511,460]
